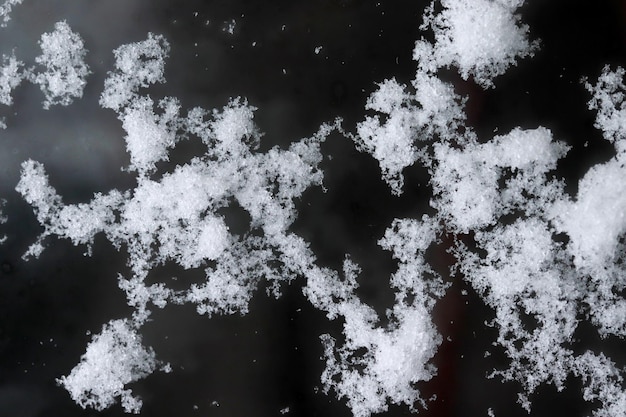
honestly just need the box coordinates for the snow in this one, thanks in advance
[56,319,160,414]
[0,20,89,126]
[16,30,339,410]
[29,21,90,109]
[0,0,22,27]
[0,53,22,106]
[347,1,626,415]
[100,33,170,113]
[416,0,537,87]
[7,1,626,417]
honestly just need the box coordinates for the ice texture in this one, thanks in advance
[0,53,22,106]
[346,1,626,415]
[317,217,446,417]
[0,20,88,127]
[28,21,90,109]
[18,32,340,411]
[416,0,537,87]
[0,0,21,27]
[12,1,626,416]
[56,319,160,414]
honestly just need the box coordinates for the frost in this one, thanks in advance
[584,66,626,150]
[354,73,465,194]
[354,0,537,193]
[0,52,22,106]
[431,127,568,233]
[17,90,333,320]
[17,28,443,415]
[100,33,169,113]
[0,0,21,27]
[317,217,446,417]
[16,160,123,257]
[345,1,626,415]
[17,32,340,412]
[551,67,626,342]
[28,21,90,109]
[416,0,537,87]
[56,319,160,414]
[11,2,626,417]
[0,20,87,126]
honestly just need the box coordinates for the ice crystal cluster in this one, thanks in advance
[0,19,89,127]
[0,199,5,244]
[4,0,626,416]
[0,0,21,27]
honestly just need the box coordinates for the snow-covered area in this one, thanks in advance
[415,0,537,87]
[56,319,162,414]
[0,0,21,27]
[0,53,22,106]
[28,21,90,109]
[1,1,626,416]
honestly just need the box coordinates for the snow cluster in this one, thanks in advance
[317,217,446,417]
[17,32,340,411]
[355,0,536,194]
[9,0,626,416]
[345,1,626,416]
[56,319,161,413]
[0,0,21,27]
[28,21,91,109]
[416,0,537,87]
[0,53,22,106]
[0,20,88,125]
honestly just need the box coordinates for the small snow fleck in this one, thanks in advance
[223,19,236,35]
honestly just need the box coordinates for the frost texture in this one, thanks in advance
[354,73,465,194]
[100,33,169,113]
[416,0,537,87]
[14,2,626,417]
[0,0,21,27]
[29,21,90,109]
[18,29,444,416]
[0,20,86,127]
[56,320,159,414]
[316,217,446,417]
[347,0,626,413]
[0,53,22,106]
[18,33,340,412]
[353,0,536,193]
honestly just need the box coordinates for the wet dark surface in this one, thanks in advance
[0,1,625,416]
